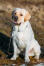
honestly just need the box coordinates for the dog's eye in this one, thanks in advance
[20,14,23,16]
[14,13,16,15]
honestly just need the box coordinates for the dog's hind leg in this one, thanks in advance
[33,39,41,60]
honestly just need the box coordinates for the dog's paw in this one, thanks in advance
[35,55,39,60]
[11,57,16,60]
[11,55,17,60]
[25,57,30,63]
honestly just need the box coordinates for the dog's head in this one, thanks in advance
[12,8,31,25]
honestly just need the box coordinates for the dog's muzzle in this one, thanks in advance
[12,15,18,22]
[12,15,21,25]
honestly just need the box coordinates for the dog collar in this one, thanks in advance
[14,23,21,26]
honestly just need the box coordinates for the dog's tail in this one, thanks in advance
[40,46,44,58]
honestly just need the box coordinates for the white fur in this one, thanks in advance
[11,8,41,62]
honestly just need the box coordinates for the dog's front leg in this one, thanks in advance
[25,44,30,63]
[11,40,18,60]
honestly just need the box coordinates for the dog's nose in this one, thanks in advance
[14,16,18,21]
[12,16,18,21]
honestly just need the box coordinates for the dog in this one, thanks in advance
[11,8,41,62]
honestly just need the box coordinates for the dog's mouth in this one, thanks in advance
[13,20,21,25]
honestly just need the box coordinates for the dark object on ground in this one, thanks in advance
[0,32,14,58]
[19,51,25,59]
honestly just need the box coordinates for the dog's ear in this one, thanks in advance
[24,11,31,22]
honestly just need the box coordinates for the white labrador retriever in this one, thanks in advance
[11,8,41,62]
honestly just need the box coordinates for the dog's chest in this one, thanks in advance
[12,23,28,49]
[13,32,26,50]
[12,23,28,39]
[14,24,26,32]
